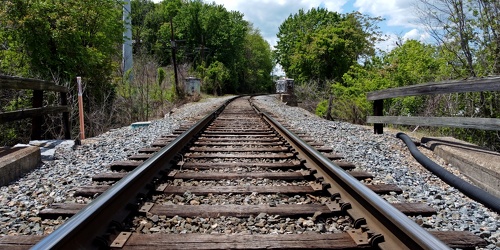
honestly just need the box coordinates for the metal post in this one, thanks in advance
[123,0,133,80]
[170,18,181,97]
[373,99,384,134]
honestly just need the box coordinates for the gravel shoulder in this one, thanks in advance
[252,95,499,249]
[0,96,234,236]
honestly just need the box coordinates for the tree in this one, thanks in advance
[0,0,123,103]
[416,0,478,77]
[241,25,274,93]
[202,61,229,95]
[130,0,273,95]
[274,8,380,84]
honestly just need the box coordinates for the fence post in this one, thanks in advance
[61,92,71,139]
[31,90,43,139]
[373,99,384,134]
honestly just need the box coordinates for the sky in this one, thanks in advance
[183,0,430,51]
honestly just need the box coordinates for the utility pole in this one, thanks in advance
[123,0,133,80]
[170,18,181,97]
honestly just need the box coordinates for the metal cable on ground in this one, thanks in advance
[396,132,500,214]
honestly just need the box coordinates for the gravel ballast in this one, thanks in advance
[0,96,233,236]
[0,95,498,249]
[253,95,499,249]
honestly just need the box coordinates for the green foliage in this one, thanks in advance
[322,40,445,123]
[241,25,274,93]
[274,8,381,84]
[315,100,328,118]
[131,0,273,95]
[0,0,123,104]
[201,61,229,95]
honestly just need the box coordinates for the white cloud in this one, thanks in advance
[208,0,348,47]
[150,0,428,51]
[354,0,420,28]
[377,32,399,52]
[403,28,430,42]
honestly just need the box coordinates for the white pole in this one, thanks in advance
[123,0,133,80]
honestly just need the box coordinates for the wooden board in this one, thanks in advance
[171,172,306,180]
[92,172,127,181]
[0,231,486,249]
[0,106,69,123]
[200,134,277,138]
[197,137,280,142]
[73,185,110,197]
[365,184,402,194]
[188,146,288,152]
[347,171,373,180]
[0,75,67,92]
[194,141,284,146]
[138,147,161,153]
[203,131,274,135]
[121,233,357,249]
[39,203,86,219]
[367,116,500,131]
[38,201,434,219]
[322,153,344,160]
[430,231,487,248]
[128,154,153,161]
[161,186,317,195]
[205,129,271,133]
[150,204,333,217]
[151,139,174,147]
[367,76,500,100]
[184,153,295,159]
[38,201,435,219]
[73,183,401,198]
[179,161,302,170]
[333,162,356,170]
[109,161,142,171]
[390,203,436,216]
[0,235,45,250]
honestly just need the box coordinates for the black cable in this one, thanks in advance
[396,132,500,213]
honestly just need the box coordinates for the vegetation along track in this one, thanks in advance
[3,96,486,249]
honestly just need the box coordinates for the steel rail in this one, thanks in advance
[32,97,235,249]
[258,110,450,250]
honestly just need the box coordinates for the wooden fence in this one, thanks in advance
[366,76,500,134]
[0,75,71,139]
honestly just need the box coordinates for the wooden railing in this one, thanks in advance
[0,75,71,139]
[366,76,500,134]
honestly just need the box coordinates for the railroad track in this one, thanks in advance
[0,96,486,249]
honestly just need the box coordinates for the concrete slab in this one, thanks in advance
[21,140,75,161]
[421,137,500,198]
[0,146,41,186]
